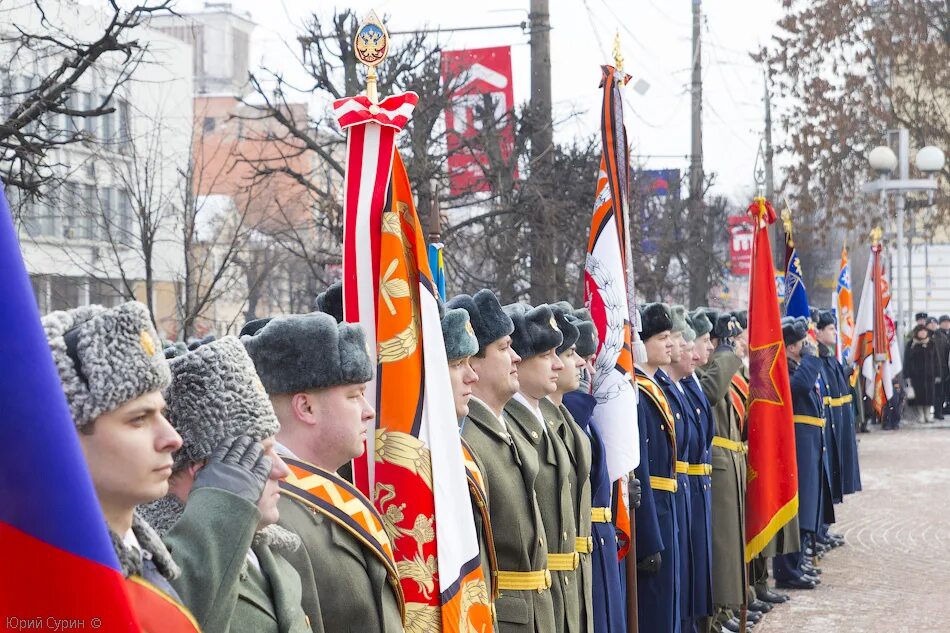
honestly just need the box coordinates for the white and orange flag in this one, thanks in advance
[336,92,491,630]
[835,246,855,364]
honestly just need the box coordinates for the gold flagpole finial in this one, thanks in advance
[612,31,624,73]
[870,226,883,246]
[781,196,794,246]
[354,10,389,105]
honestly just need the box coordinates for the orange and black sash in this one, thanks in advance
[635,374,676,450]
[460,438,499,599]
[124,576,201,633]
[730,373,750,431]
[279,456,406,620]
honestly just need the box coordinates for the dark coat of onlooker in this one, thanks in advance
[904,325,940,408]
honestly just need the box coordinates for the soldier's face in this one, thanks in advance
[518,348,563,399]
[674,340,695,375]
[669,331,685,364]
[80,391,182,521]
[448,356,479,419]
[257,436,291,529]
[816,324,837,346]
[306,383,375,470]
[555,346,585,394]
[470,336,520,403]
[644,331,673,366]
[693,334,712,366]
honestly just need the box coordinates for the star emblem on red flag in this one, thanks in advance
[749,340,785,408]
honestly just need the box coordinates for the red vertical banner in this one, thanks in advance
[441,46,516,196]
[744,197,799,560]
[728,214,755,276]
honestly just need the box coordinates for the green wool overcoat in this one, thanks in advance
[504,397,580,633]
[695,349,747,608]
[164,487,311,633]
[462,398,556,633]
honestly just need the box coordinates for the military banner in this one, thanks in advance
[835,246,855,364]
[745,197,799,560]
[337,84,490,629]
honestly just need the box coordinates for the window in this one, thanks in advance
[50,276,81,311]
[30,275,50,313]
[89,278,124,307]
[101,93,114,142]
[202,116,216,133]
[83,91,97,137]
[22,197,58,238]
[117,99,131,151]
[61,182,94,240]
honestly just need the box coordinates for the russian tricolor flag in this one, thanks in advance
[0,184,140,630]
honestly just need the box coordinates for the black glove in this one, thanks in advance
[628,476,642,509]
[637,552,662,575]
[713,315,737,350]
[192,435,272,504]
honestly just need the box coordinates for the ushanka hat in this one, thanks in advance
[782,316,809,346]
[816,309,836,330]
[504,303,563,359]
[314,281,344,323]
[43,301,170,429]
[164,336,279,471]
[441,306,479,361]
[731,310,748,331]
[671,305,695,342]
[940,314,950,324]
[549,302,580,355]
[688,309,714,338]
[571,308,599,358]
[242,312,373,394]
[915,311,929,321]
[446,289,514,353]
[638,303,673,341]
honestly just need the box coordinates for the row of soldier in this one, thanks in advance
[43,283,860,633]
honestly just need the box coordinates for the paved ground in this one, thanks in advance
[755,420,950,633]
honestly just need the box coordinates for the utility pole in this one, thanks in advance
[763,72,783,269]
[529,0,555,302]
[687,0,706,307]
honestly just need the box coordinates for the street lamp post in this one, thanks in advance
[862,129,945,343]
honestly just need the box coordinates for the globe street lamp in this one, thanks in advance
[862,129,946,342]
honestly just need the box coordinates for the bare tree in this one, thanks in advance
[0,0,174,201]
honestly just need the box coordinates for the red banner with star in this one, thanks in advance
[744,197,799,561]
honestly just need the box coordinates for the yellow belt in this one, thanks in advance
[591,507,612,523]
[675,460,689,474]
[496,569,552,592]
[547,552,580,571]
[575,536,593,555]
[794,415,826,428]
[687,463,712,476]
[823,395,851,407]
[712,436,746,453]
[650,475,678,493]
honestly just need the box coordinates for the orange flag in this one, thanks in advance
[744,197,799,560]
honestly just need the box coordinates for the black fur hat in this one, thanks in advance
[915,312,929,321]
[731,310,748,331]
[504,303,564,359]
[314,281,344,323]
[570,308,598,358]
[816,309,836,330]
[638,303,673,341]
[242,312,373,394]
[549,302,580,355]
[240,318,272,337]
[446,289,514,353]
[782,316,809,346]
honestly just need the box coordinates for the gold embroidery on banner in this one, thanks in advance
[403,604,439,633]
[375,429,433,489]
[460,577,491,633]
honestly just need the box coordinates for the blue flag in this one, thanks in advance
[0,183,140,625]
[784,241,810,319]
[428,242,446,301]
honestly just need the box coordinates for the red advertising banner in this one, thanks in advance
[729,214,755,276]
[441,46,516,196]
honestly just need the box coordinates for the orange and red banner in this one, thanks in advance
[744,197,799,561]
[337,93,491,631]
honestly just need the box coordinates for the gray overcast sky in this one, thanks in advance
[173,0,788,203]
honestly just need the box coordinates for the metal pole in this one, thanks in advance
[895,128,908,341]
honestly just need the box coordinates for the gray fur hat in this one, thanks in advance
[446,289,514,353]
[689,309,714,338]
[314,281,344,323]
[671,306,696,342]
[670,305,690,335]
[549,303,580,355]
[441,307,479,361]
[42,301,170,429]
[782,316,809,346]
[504,303,563,359]
[570,308,599,358]
[165,337,279,471]
[242,312,373,395]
